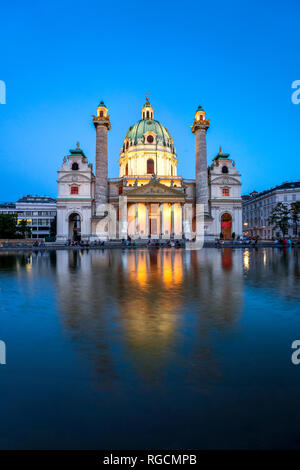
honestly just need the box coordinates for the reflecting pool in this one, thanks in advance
[0,248,300,449]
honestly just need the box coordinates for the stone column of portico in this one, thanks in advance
[135,202,139,236]
[191,106,210,217]
[181,203,185,239]
[93,102,111,210]
[146,203,149,238]
[171,203,175,238]
[160,203,164,238]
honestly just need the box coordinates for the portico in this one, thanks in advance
[125,181,185,239]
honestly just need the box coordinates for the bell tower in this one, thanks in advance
[93,101,111,205]
[191,105,210,216]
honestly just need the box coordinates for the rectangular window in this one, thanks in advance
[71,186,79,195]
[222,188,230,197]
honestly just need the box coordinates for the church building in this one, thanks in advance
[56,97,242,242]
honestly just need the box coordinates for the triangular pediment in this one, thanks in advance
[211,175,240,185]
[126,181,184,197]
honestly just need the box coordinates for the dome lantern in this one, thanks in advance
[141,94,154,120]
[96,100,108,118]
[194,105,206,122]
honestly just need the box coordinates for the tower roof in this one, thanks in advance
[214,146,230,160]
[69,142,86,157]
[98,100,107,109]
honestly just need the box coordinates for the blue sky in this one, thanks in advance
[0,0,299,201]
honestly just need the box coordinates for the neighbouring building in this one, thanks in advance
[16,195,57,239]
[57,97,242,242]
[0,202,17,215]
[242,181,300,239]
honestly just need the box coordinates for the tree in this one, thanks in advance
[290,201,300,236]
[268,202,290,236]
[0,214,18,238]
[16,219,32,239]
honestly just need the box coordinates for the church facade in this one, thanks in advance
[56,98,242,242]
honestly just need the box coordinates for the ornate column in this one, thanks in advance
[146,203,149,237]
[93,101,111,208]
[191,106,210,216]
[160,203,164,237]
[171,203,174,238]
[119,196,128,240]
[135,202,139,236]
[181,203,185,239]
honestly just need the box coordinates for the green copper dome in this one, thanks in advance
[125,119,172,147]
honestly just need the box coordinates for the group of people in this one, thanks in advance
[122,236,183,249]
[215,234,300,247]
[32,240,46,247]
[65,239,92,247]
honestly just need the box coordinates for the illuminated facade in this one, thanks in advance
[56,98,242,242]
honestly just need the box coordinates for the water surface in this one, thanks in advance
[0,247,300,449]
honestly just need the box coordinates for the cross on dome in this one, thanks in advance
[142,94,154,119]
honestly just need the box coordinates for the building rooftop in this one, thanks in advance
[0,202,16,209]
[17,195,57,204]
[243,181,300,202]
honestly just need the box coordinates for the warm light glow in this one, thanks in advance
[243,250,250,270]
[127,203,135,236]
[138,203,147,236]
[17,219,31,224]
[120,149,178,178]
[195,109,205,121]
[162,203,171,236]
[174,203,182,237]
[263,250,267,266]
[96,105,108,118]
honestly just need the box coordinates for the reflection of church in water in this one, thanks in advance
[55,249,244,381]
[56,97,242,242]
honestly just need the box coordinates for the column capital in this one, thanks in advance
[191,119,210,134]
[93,115,111,130]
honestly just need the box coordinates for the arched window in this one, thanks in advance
[126,141,129,150]
[171,166,173,176]
[222,165,228,174]
[71,162,79,171]
[147,159,154,174]
[147,111,149,119]
[125,163,128,176]
[100,110,103,117]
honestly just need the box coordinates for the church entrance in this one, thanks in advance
[221,213,232,240]
[69,213,81,241]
